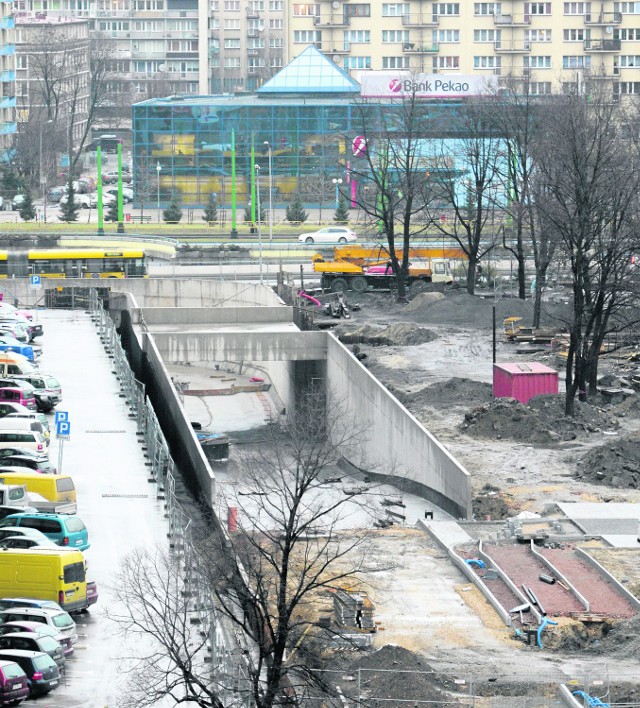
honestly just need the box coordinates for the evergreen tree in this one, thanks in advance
[105,199,119,222]
[18,192,36,222]
[58,180,80,223]
[285,196,308,223]
[244,201,264,224]
[202,193,218,223]
[162,196,182,223]
[334,195,350,224]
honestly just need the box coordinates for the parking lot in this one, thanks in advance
[18,309,169,707]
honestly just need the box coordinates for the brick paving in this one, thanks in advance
[540,545,637,619]
[484,543,584,617]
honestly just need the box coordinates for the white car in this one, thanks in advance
[298,227,357,244]
[89,192,116,207]
[59,193,91,209]
[105,187,134,203]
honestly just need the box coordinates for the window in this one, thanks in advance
[250,0,264,9]
[433,55,459,68]
[474,29,497,41]
[224,38,241,48]
[21,517,61,533]
[563,55,591,67]
[614,1,640,12]
[56,478,75,493]
[65,518,86,533]
[564,28,586,40]
[382,3,410,15]
[344,55,371,69]
[270,18,283,28]
[224,18,240,29]
[269,37,283,48]
[474,2,500,14]
[224,57,241,68]
[434,2,459,13]
[382,56,410,68]
[438,29,459,42]
[473,55,501,69]
[525,2,551,13]
[248,18,265,30]
[382,30,410,42]
[523,55,551,68]
[133,0,164,8]
[345,4,371,15]
[526,29,552,41]
[16,56,27,70]
[63,562,86,584]
[564,2,591,12]
[616,28,640,39]
[619,81,640,92]
[269,0,282,8]
[344,30,370,42]
[294,30,322,42]
[223,0,240,8]
[168,40,198,51]
[292,3,320,15]
[249,37,265,48]
[270,56,283,68]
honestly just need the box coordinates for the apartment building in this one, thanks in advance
[0,0,16,151]
[287,0,633,97]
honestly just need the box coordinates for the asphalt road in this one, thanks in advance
[21,309,170,707]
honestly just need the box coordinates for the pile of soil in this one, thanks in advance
[399,290,570,329]
[584,616,640,659]
[473,484,515,520]
[460,394,619,445]
[576,435,640,488]
[348,645,460,706]
[334,322,437,347]
[409,377,494,410]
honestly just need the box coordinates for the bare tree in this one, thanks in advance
[300,170,334,223]
[532,87,640,415]
[428,100,504,295]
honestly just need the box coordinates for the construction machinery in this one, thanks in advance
[312,243,467,293]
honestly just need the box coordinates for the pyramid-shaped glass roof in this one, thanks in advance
[257,45,361,95]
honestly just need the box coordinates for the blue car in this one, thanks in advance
[0,338,35,362]
[0,514,90,551]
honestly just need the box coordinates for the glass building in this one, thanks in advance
[132,46,470,209]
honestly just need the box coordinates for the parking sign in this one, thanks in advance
[56,421,71,440]
[30,275,41,289]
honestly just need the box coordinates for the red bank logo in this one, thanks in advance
[388,78,402,93]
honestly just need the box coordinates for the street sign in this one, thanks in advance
[29,275,41,290]
[55,421,71,440]
[352,135,367,157]
[54,411,69,425]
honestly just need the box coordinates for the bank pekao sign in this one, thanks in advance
[360,72,497,99]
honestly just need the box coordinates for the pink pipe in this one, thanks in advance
[298,290,322,307]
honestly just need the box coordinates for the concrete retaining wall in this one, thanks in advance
[138,306,293,326]
[325,334,471,519]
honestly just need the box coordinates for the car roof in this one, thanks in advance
[0,658,26,668]
[3,621,57,631]
[0,649,45,658]
[0,633,42,641]
[0,607,64,617]
[4,513,68,521]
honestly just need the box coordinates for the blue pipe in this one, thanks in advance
[536,616,557,649]
[572,690,610,707]
[465,558,485,569]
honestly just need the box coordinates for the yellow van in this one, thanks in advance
[0,353,36,377]
[0,548,87,612]
[0,472,76,505]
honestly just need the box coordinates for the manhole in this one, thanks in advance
[101,494,149,498]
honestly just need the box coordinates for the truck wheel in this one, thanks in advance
[330,278,348,293]
[350,276,368,292]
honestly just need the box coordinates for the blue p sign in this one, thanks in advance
[56,421,71,439]
[54,411,69,425]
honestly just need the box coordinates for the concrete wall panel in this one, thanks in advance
[139,306,293,326]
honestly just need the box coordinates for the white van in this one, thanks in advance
[0,431,46,454]
[0,419,48,445]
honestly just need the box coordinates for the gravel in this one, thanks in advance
[333,322,438,347]
[576,434,640,488]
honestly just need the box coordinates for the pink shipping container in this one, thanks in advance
[493,362,559,404]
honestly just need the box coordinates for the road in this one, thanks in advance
[21,309,170,707]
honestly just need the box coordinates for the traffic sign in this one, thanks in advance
[352,135,367,157]
[29,275,41,290]
[56,421,71,440]
[54,411,69,425]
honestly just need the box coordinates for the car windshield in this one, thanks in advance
[52,612,73,629]
[33,654,55,669]
[46,378,60,388]
[36,636,57,651]
[2,663,24,678]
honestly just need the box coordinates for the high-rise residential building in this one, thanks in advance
[0,0,16,150]
[286,0,629,97]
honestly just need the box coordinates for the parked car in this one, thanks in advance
[102,171,132,184]
[0,420,49,446]
[105,187,134,203]
[0,455,56,474]
[0,633,64,670]
[0,389,36,412]
[0,326,28,344]
[89,191,116,208]
[0,622,73,659]
[0,609,77,645]
[0,528,54,545]
[0,403,31,419]
[0,431,47,454]
[0,600,61,613]
[0,448,47,463]
[0,537,57,549]
[12,374,61,407]
[298,227,357,244]
[0,338,36,362]
[59,193,91,209]
[0,508,38,522]
[3,413,50,438]
[46,187,65,204]
[0,513,89,550]
[0,380,54,413]
[0,658,29,705]
[9,196,26,212]
[0,650,60,696]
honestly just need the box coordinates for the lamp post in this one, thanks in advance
[255,164,263,285]
[332,177,343,209]
[156,162,161,222]
[264,141,273,243]
[39,119,53,222]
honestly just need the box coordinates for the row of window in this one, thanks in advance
[339,55,616,69]
[211,56,283,68]
[97,20,198,32]
[213,0,283,9]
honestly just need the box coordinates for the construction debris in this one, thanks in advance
[333,589,376,632]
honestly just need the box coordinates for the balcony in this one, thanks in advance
[494,40,531,52]
[495,14,531,25]
[323,43,350,54]
[402,13,439,26]
[585,11,622,25]
[584,38,621,51]
[313,15,350,26]
[246,6,260,18]
[403,42,439,52]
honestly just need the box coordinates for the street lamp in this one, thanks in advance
[332,177,343,209]
[255,164,263,285]
[156,162,162,222]
[264,141,273,243]
[39,119,53,222]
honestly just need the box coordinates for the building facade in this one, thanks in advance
[286,0,628,98]
[0,0,16,150]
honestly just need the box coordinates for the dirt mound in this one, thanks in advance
[399,290,569,329]
[349,645,460,706]
[334,322,437,347]
[473,485,515,520]
[460,394,619,445]
[410,377,493,409]
[576,435,640,488]
[583,616,640,659]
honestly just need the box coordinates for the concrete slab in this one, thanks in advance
[601,535,640,548]
[419,520,474,550]
[557,502,640,536]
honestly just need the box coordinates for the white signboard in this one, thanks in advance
[360,72,498,99]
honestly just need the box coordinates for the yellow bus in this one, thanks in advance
[27,249,146,278]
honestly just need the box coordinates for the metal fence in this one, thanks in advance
[87,288,252,706]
